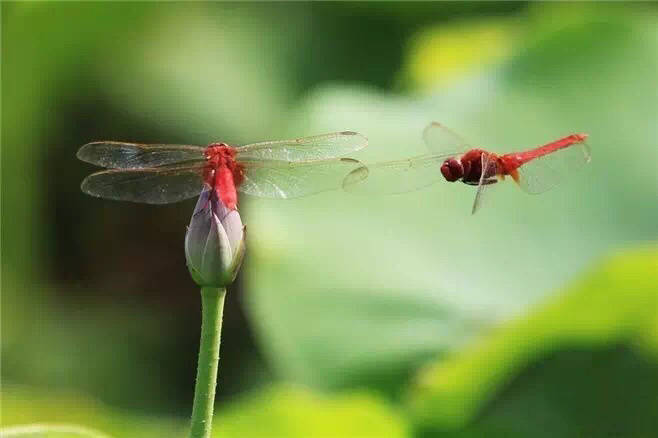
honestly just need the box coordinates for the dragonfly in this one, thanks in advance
[77,131,368,209]
[343,122,590,214]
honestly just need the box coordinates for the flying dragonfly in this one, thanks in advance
[78,131,368,209]
[343,122,590,214]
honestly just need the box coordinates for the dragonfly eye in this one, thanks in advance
[440,158,464,182]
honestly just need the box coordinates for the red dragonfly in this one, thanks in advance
[78,131,368,209]
[343,122,590,214]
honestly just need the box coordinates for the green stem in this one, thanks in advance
[189,287,226,438]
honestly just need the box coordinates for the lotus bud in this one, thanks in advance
[185,189,246,287]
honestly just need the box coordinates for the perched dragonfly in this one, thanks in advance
[343,122,590,214]
[78,131,368,209]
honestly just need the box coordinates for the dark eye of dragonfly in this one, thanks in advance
[440,158,464,182]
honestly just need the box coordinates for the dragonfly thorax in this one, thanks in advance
[203,144,243,179]
[202,143,245,210]
[205,143,235,167]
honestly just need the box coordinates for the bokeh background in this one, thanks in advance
[2,2,657,437]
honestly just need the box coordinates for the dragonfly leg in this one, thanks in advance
[464,178,497,186]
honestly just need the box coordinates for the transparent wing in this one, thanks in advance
[80,164,205,204]
[516,142,591,194]
[471,153,499,215]
[77,141,205,169]
[422,122,471,155]
[343,154,451,195]
[235,131,368,162]
[238,158,364,199]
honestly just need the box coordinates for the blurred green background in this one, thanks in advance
[2,2,657,437]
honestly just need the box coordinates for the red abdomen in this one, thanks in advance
[216,166,238,209]
[501,133,589,173]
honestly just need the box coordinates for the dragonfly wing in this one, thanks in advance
[422,122,471,155]
[516,142,591,194]
[77,141,205,169]
[471,153,499,215]
[80,164,205,204]
[343,154,450,195]
[235,131,368,161]
[238,158,364,199]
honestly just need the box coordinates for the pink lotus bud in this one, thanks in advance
[185,189,245,287]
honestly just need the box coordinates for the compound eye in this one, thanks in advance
[440,158,463,182]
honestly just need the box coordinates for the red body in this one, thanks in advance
[499,133,588,173]
[203,144,245,210]
[440,133,588,185]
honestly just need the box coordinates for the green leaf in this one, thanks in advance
[246,279,484,393]
[1,386,409,438]
[1,387,185,438]
[0,424,111,438]
[408,247,658,434]
[244,5,657,395]
[213,385,409,438]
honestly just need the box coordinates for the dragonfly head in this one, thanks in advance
[440,157,465,182]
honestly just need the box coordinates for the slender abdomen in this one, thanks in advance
[216,165,238,210]
[503,133,588,172]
